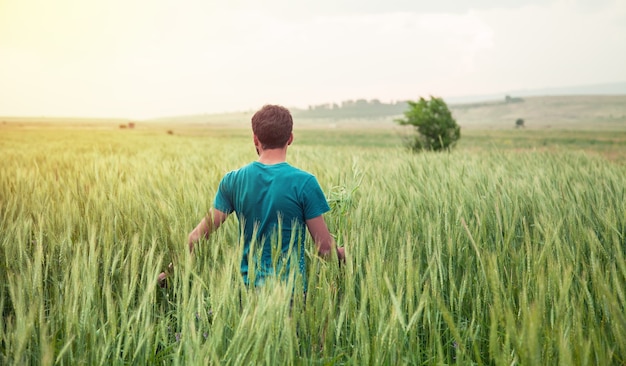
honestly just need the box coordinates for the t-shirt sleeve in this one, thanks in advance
[302,176,331,220]
[214,172,235,214]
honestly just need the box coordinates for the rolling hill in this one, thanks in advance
[143,94,626,131]
[2,81,625,130]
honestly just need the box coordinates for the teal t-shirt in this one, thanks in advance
[214,161,330,286]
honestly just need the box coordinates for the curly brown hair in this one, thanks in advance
[251,105,293,149]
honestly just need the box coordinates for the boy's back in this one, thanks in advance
[215,161,330,285]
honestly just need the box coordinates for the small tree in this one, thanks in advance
[395,96,461,152]
[515,118,525,128]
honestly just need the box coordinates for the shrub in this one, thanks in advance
[395,96,461,152]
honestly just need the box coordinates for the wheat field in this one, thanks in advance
[1,125,625,365]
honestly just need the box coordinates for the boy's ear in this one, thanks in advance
[253,135,261,155]
[287,133,293,146]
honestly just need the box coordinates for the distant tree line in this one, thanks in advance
[291,99,409,119]
[292,94,525,119]
[505,95,524,103]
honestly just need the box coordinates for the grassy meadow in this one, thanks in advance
[1,118,625,364]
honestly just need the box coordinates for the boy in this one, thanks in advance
[160,104,344,287]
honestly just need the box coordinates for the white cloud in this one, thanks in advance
[0,0,624,118]
[182,11,496,108]
[469,0,626,92]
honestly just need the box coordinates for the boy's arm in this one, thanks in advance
[158,208,230,287]
[306,215,345,261]
[188,208,229,252]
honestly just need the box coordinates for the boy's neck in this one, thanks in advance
[257,147,287,165]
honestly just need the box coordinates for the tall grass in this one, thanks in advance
[1,127,625,364]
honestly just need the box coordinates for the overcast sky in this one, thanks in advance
[1,0,625,119]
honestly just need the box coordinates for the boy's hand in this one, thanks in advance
[337,247,346,263]
[157,262,174,288]
[158,272,167,288]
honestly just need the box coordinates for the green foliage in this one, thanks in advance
[1,126,626,365]
[395,96,461,151]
